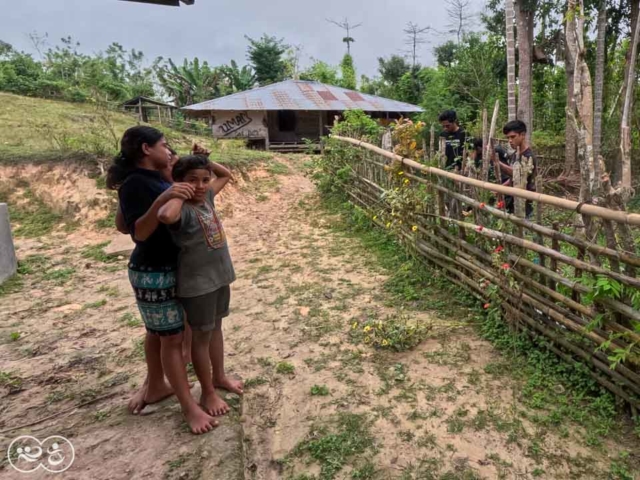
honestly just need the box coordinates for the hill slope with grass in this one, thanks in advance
[0,93,272,236]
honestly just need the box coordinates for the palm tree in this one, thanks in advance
[156,57,227,106]
[222,60,256,92]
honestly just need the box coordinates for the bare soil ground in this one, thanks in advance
[0,157,637,480]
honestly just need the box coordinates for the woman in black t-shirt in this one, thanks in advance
[107,126,218,435]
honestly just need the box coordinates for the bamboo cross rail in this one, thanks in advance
[327,134,640,408]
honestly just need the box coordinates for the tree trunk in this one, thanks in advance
[592,0,606,186]
[564,21,577,175]
[515,0,535,142]
[505,0,518,121]
[619,0,640,201]
[615,0,639,186]
[567,0,596,203]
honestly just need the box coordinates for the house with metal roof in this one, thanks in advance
[181,80,423,151]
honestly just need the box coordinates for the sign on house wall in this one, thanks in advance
[212,111,267,139]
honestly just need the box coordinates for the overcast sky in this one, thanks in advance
[1,0,484,77]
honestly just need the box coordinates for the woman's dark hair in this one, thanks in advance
[106,126,164,190]
[171,155,213,182]
[503,120,527,135]
[438,110,458,123]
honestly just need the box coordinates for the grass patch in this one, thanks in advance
[244,376,269,389]
[349,313,432,352]
[291,413,375,480]
[276,361,295,375]
[9,332,21,342]
[42,267,75,285]
[83,299,107,310]
[310,385,330,396]
[267,161,290,175]
[0,371,24,393]
[98,285,119,297]
[118,312,142,328]
[5,187,64,238]
[81,242,117,263]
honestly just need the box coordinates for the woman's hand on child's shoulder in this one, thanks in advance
[161,183,195,203]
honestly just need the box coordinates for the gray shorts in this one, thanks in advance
[179,286,231,332]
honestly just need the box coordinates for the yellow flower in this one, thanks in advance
[352,322,358,330]
[382,339,390,346]
[404,179,410,185]
[398,171,404,176]
[412,225,418,232]
[373,215,378,220]
[386,222,391,228]
[364,336,371,344]
[364,325,372,333]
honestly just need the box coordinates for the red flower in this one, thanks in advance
[475,225,484,232]
[501,263,510,270]
[494,246,504,253]
[479,202,486,209]
[483,303,491,309]
[497,201,505,209]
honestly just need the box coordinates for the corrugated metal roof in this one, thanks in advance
[181,80,423,113]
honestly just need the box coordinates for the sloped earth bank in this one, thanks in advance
[0,157,636,479]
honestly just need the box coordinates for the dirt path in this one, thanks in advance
[0,158,636,479]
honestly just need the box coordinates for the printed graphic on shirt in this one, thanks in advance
[193,199,227,250]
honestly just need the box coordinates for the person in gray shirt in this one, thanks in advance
[158,153,242,418]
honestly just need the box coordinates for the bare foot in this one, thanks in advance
[128,385,147,415]
[184,404,218,435]
[144,381,175,405]
[200,389,230,416]
[214,375,244,395]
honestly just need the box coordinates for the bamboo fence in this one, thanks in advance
[329,134,640,410]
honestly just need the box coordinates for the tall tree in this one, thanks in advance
[222,60,256,92]
[245,34,289,86]
[378,55,411,86]
[156,57,226,106]
[592,0,607,183]
[403,22,431,67]
[515,0,536,141]
[340,54,356,90]
[446,0,473,43]
[566,0,597,203]
[300,60,340,85]
[619,0,640,199]
[327,18,362,55]
[505,0,517,121]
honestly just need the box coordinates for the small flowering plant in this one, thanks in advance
[349,314,432,352]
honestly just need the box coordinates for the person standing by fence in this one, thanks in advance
[438,110,468,172]
[496,120,537,218]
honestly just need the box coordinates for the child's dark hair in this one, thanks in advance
[503,120,527,135]
[472,138,483,150]
[172,155,213,182]
[106,126,164,190]
[438,110,458,123]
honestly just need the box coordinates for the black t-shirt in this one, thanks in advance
[440,128,467,170]
[118,168,179,269]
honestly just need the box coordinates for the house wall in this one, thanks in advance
[268,111,325,143]
[211,111,268,139]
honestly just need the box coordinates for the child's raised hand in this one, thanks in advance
[192,143,211,157]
